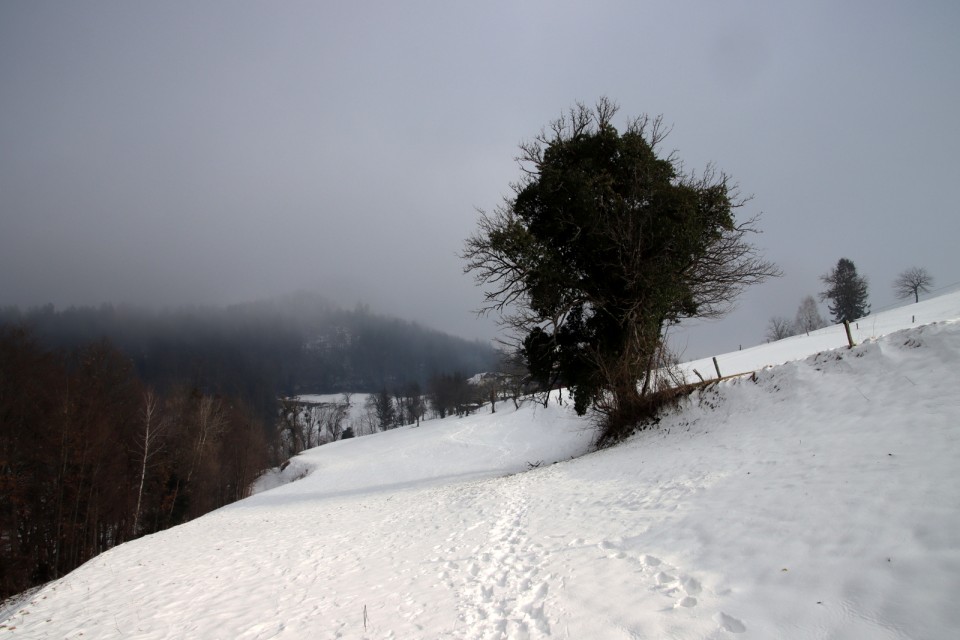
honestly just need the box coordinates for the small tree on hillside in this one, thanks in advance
[427,372,477,418]
[366,388,397,431]
[765,316,795,342]
[794,295,826,334]
[132,389,169,535]
[498,349,531,410]
[316,400,350,442]
[893,267,933,303]
[819,258,870,324]
[401,381,425,426]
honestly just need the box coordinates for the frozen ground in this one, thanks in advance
[3,294,959,639]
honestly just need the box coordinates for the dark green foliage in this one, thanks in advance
[464,99,778,440]
[820,258,870,323]
[512,121,721,409]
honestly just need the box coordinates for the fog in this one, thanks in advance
[2,1,958,358]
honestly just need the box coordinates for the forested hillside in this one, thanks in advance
[0,294,498,600]
[0,293,499,419]
[0,328,272,599]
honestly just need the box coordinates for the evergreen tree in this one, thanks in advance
[367,388,397,430]
[463,99,779,440]
[819,258,870,323]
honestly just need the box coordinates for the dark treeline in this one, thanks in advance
[0,293,498,600]
[0,293,500,420]
[0,327,272,600]
[299,309,498,393]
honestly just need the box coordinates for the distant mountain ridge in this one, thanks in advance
[0,293,499,417]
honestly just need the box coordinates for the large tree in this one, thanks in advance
[463,99,779,439]
[820,258,870,323]
[893,266,933,303]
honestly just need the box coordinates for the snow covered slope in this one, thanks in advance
[681,290,960,381]
[3,295,959,639]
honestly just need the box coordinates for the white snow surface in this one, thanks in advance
[4,295,960,639]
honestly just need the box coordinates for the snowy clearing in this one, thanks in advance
[3,294,959,639]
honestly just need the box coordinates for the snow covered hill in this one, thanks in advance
[3,295,959,639]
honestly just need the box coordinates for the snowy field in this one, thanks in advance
[3,294,959,639]
[680,290,960,382]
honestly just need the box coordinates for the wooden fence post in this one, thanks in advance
[843,320,856,348]
[712,357,722,379]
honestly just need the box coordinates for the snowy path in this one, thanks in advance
[449,475,551,640]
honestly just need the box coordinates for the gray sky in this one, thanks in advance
[2,1,958,358]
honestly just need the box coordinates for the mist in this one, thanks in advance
[2,1,959,356]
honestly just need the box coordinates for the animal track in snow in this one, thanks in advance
[631,552,703,610]
[716,611,747,633]
[593,542,745,633]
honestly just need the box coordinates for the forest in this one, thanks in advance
[0,294,499,600]
[0,327,272,599]
[0,293,499,420]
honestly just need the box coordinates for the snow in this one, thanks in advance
[681,291,960,381]
[3,295,960,639]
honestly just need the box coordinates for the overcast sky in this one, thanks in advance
[2,1,958,358]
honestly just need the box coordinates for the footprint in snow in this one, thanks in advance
[681,576,702,595]
[716,612,747,633]
[642,554,661,567]
[637,556,705,610]
[655,571,676,585]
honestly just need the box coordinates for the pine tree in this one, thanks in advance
[819,258,870,323]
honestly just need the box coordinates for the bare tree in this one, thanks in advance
[427,372,474,418]
[765,316,795,343]
[132,389,168,535]
[277,398,307,456]
[794,295,827,334]
[0,329,275,600]
[498,349,531,410]
[400,382,426,426]
[893,267,934,303]
[186,395,226,485]
[316,400,350,441]
[355,401,379,436]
